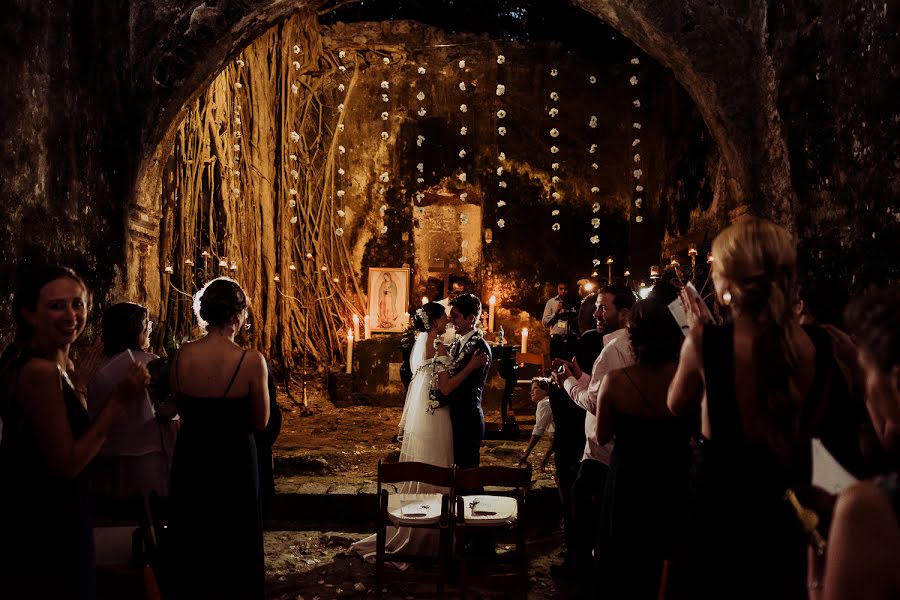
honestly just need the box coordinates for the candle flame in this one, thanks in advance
[522,328,529,335]
[352,314,359,324]
[489,294,496,305]
[421,296,429,305]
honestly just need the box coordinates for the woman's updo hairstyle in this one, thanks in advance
[101,302,148,356]
[413,302,446,333]
[194,277,248,329]
[628,299,682,365]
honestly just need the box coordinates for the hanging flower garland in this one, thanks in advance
[231,56,245,206]
[629,56,645,225]
[548,67,561,232]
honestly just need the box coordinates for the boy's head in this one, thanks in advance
[530,377,550,403]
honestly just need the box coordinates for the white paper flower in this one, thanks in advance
[337,168,345,175]
[632,138,641,146]
[459,82,466,91]
[461,240,469,249]
[634,153,641,162]
[417,162,424,172]
[550,91,559,101]
[381,131,389,140]
[590,144,598,153]
[458,193,467,202]
[458,172,467,182]
[235,117,241,125]
[290,131,300,142]
[591,218,600,228]
[589,115,598,128]
[380,225,388,233]
[458,256,467,263]
[590,235,600,244]
[635,198,643,208]
[589,75,597,84]
[337,209,346,217]
[236,59,245,67]
[549,108,559,117]
[460,126,467,135]
[337,123,345,132]
[460,103,468,113]
[551,209,560,216]
[458,60,466,69]
[417,108,426,116]
[552,192,561,200]
[630,76,639,86]
[290,169,299,180]
[592,202,600,212]
[635,215,643,223]
[338,145,346,154]
[497,109,507,119]
[293,61,301,71]
[383,57,390,64]
[378,187,385,196]
[338,65,346,72]
[496,166,504,176]
[292,45,301,54]
[497,55,506,64]
[459,213,469,225]
[592,163,599,169]
[381,94,389,102]
[498,181,507,188]
[633,169,643,179]
[381,80,390,89]
[551,68,558,77]
[231,187,240,197]
[591,186,600,193]
[379,204,388,215]
[550,146,559,154]
[550,128,560,138]
[416,177,424,184]
[334,227,343,237]
[633,122,642,129]
[417,135,425,146]
[416,91,425,101]
[337,103,344,112]
[235,82,243,89]
[636,185,644,192]
[631,57,640,65]
[498,152,506,161]
[633,100,641,108]
[418,66,426,74]
[291,84,299,95]
[290,216,298,224]
[498,126,507,136]
[380,172,390,182]
[290,188,298,196]
[416,193,424,201]
[496,84,505,96]
[551,162,560,170]
[552,176,560,183]
[289,199,297,208]
[338,50,346,59]
[552,223,561,231]
[497,200,507,207]
[459,149,467,158]
[233,144,241,152]
[497,219,506,228]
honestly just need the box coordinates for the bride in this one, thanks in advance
[349,301,455,563]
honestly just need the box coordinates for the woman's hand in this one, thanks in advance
[680,287,710,340]
[115,361,150,403]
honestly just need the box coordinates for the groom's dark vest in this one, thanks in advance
[448,334,492,469]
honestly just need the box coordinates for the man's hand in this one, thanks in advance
[550,358,576,386]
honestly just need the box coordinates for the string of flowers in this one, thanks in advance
[629,56,644,224]
[586,71,601,269]
[495,53,508,232]
[548,66,561,232]
[414,63,427,213]
[457,57,470,264]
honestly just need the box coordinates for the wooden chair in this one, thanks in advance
[453,465,532,599]
[375,460,454,599]
[515,352,545,383]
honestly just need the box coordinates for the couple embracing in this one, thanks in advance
[350,294,491,562]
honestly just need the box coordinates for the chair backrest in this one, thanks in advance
[516,352,545,376]
[454,464,532,492]
[377,460,454,490]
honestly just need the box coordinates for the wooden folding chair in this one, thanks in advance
[375,460,454,599]
[453,465,532,600]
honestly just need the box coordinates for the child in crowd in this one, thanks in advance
[520,378,554,471]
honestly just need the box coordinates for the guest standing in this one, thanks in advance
[168,277,269,599]
[0,265,148,600]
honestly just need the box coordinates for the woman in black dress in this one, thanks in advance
[0,265,148,600]
[168,277,270,599]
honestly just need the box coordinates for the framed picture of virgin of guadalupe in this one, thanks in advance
[367,267,410,333]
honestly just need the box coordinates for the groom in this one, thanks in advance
[447,293,492,469]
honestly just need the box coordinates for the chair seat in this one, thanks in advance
[458,495,518,526]
[387,493,445,525]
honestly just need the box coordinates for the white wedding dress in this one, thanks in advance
[349,332,454,565]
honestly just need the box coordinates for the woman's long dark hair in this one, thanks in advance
[101,302,148,356]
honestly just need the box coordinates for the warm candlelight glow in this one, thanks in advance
[184,258,194,266]
[164,264,174,274]
[218,259,228,268]
[289,264,297,271]
[606,256,614,264]
[521,327,529,354]
[650,265,660,279]
[421,296,429,305]
[670,256,680,267]
[583,282,595,292]
[352,314,360,341]
[488,295,496,332]
[346,329,354,374]
[623,270,631,277]
[364,314,371,339]
[274,274,281,282]
[229,261,237,271]
[688,243,698,257]
[306,252,313,258]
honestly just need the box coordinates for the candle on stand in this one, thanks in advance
[352,314,360,341]
[521,327,529,354]
[346,329,354,374]
[364,314,371,339]
[488,295,496,333]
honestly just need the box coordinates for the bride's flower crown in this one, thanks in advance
[415,307,430,330]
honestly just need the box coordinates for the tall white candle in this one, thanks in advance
[346,330,354,374]
[364,314,371,339]
[488,295,496,333]
[352,314,360,341]
[521,327,528,354]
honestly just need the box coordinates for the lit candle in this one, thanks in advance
[364,314,371,339]
[488,295,496,333]
[164,264,174,274]
[352,314,360,340]
[421,296,429,305]
[521,327,528,354]
[404,311,410,324]
[650,265,660,279]
[346,329,354,374]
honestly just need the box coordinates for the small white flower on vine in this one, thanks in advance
[337,209,346,217]
[458,172,467,182]
[380,111,389,121]
[459,127,467,136]
[289,199,297,208]
[552,176,560,183]
[590,144,598,153]
[497,55,506,64]
[634,153,641,162]
[635,185,644,192]
[381,80,390,89]
[552,192,561,200]
[454,149,464,159]
[461,239,469,249]
[497,200,507,207]
[231,188,240,197]
[498,126,507,136]
[416,177,424,183]
[459,213,469,225]
[290,131,300,142]
[498,152,506,161]
[552,209,560,216]
[418,108,426,116]
[630,76,639,86]
[589,115,598,128]
[416,193,424,201]
[381,132,389,140]
[633,99,641,108]
[383,57,390,64]
[592,202,600,212]
[335,227,344,236]
[417,162,424,172]
[552,223,561,231]
[380,172,390,183]
[337,123,344,132]
[631,57,640,65]
[591,218,600,228]
[633,122,642,129]
[633,169,643,179]
[290,216,298,224]
[416,135,425,147]
[591,163,599,169]
[460,192,468,201]
[632,138,641,146]
[551,162,560,170]
[549,107,558,117]
[635,215,643,223]
[338,103,344,112]
[336,190,345,197]
[235,82,243,89]
[589,75,597,84]
[593,258,602,266]
[458,60,466,69]
[235,117,241,125]
[291,84,299,95]
[550,146,559,154]
[496,166,504,176]
[635,198,643,208]
[232,169,240,176]
[290,188,298,196]
[236,59,245,67]
[497,219,506,228]
[496,84,505,96]
[551,68,558,77]
[380,225,388,233]
[591,186,600,193]
[590,235,600,244]
[338,65,346,72]
[292,61,301,71]
[550,128,560,138]
[497,109,507,119]
[460,103,468,113]
[416,91,425,101]
[233,144,241,152]
[459,82,466,91]
[550,91,559,101]
[338,145,346,154]
[498,181,507,188]
[381,94,389,102]
[417,66,426,74]
[290,169,299,180]
[293,45,301,54]
[458,256,467,263]
[337,168,345,175]
[379,204,388,215]
[338,50,346,59]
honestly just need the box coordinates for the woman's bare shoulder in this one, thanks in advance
[20,357,61,380]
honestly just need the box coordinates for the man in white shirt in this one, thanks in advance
[551,282,636,597]
[542,281,577,359]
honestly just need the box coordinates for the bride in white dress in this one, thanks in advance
[350,301,454,562]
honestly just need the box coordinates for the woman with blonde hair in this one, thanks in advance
[669,218,833,599]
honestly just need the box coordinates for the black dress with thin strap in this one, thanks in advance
[168,351,264,599]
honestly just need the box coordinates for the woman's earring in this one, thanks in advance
[722,291,732,305]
